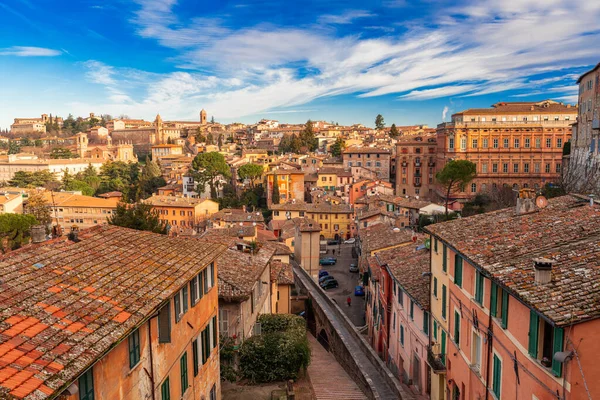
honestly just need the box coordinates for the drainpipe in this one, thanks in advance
[147,317,156,400]
[484,291,494,400]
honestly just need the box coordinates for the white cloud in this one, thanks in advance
[0,46,61,56]
[75,0,599,122]
[442,106,449,121]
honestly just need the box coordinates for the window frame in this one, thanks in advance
[128,328,141,369]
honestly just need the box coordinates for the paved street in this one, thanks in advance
[318,243,366,327]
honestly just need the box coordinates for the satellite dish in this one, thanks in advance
[536,196,548,209]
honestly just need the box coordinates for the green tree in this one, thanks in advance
[271,174,280,204]
[191,152,231,199]
[108,202,167,234]
[389,123,399,138]
[436,160,477,216]
[375,114,385,130]
[50,147,75,159]
[9,170,57,188]
[20,138,32,147]
[34,139,43,147]
[138,159,166,199]
[8,140,21,155]
[330,137,346,157]
[218,134,224,149]
[98,161,140,200]
[211,116,215,124]
[207,132,214,145]
[24,191,52,226]
[238,163,264,187]
[299,120,317,151]
[0,214,38,253]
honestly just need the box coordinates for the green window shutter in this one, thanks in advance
[475,272,483,304]
[433,320,438,340]
[128,329,140,368]
[501,290,509,329]
[423,312,429,335]
[78,369,94,400]
[552,327,564,377]
[528,311,539,358]
[192,340,199,376]
[441,330,446,365]
[454,255,462,287]
[493,354,501,398]
[442,245,447,272]
[434,238,438,252]
[433,277,438,297]
[442,285,447,319]
[400,325,404,345]
[454,311,460,347]
[212,316,218,349]
[180,352,188,395]
[410,301,414,320]
[490,282,497,317]
[161,378,170,400]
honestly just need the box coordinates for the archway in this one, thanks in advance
[317,329,330,352]
[334,233,340,241]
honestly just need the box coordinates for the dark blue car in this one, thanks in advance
[354,286,365,296]
[319,270,329,278]
[319,257,337,266]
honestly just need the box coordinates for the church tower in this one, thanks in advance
[154,114,163,144]
[200,109,207,125]
[75,132,89,158]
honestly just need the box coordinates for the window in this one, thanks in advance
[158,302,171,343]
[219,309,229,336]
[393,312,396,330]
[492,163,498,173]
[513,163,519,173]
[492,354,502,399]
[472,139,478,148]
[423,311,429,335]
[434,238,438,252]
[470,183,477,193]
[545,163,551,173]
[460,137,467,149]
[525,138,530,148]
[534,163,541,173]
[482,163,488,173]
[503,138,509,148]
[442,245,447,272]
[192,339,199,376]
[502,163,508,173]
[128,329,141,368]
[180,352,188,395]
[433,277,438,297]
[449,138,455,149]
[475,271,484,304]
[400,325,405,346]
[410,300,414,320]
[210,385,217,400]
[174,287,189,322]
[514,138,520,148]
[398,288,403,306]
[442,285,447,319]
[556,163,562,173]
[528,311,564,376]
[524,163,530,173]
[493,138,499,148]
[546,138,552,148]
[454,311,460,347]
[161,378,170,400]
[472,331,482,373]
[376,161,381,167]
[557,138,563,148]
[79,368,94,400]
[535,138,541,148]
[482,138,488,148]
[491,282,509,329]
[454,255,463,287]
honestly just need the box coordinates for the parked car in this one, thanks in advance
[349,264,359,273]
[344,238,356,244]
[354,285,365,296]
[321,279,339,289]
[319,275,336,284]
[319,257,337,266]
[327,239,340,245]
[319,270,329,278]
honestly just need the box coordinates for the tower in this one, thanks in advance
[200,109,207,125]
[76,133,89,158]
[154,114,163,144]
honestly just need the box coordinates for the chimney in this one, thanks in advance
[516,188,536,215]
[533,257,555,284]
[30,225,46,244]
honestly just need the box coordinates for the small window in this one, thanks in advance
[161,378,170,400]
[454,255,463,287]
[158,302,171,343]
[210,385,217,400]
[128,329,141,368]
[410,300,414,320]
[503,138,509,148]
[180,352,188,395]
[423,311,429,335]
[454,311,460,347]
[79,368,94,400]
[492,354,502,398]
[400,324,405,346]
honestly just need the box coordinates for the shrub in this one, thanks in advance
[239,314,310,383]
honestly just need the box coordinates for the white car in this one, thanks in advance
[343,238,356,244]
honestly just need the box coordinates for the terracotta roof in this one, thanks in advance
[359,224,414,253]
[304,173,318,182]
[455,100,577,115]
[425,195,600,326]
[375,242,430,309]
[0,225,225,399]
[343,146,391,154]
[41,192,117,209]
[270,261,294,285]
[217,242,277,302]
[355,193,431,210]
[257,229,277,242]
[211,209,265,223]
[318,167,352,176]
[270,202,352,214]
[144,195,217,208]
[97,191,122,198]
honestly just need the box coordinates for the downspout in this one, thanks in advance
[147,317,157,400]
[484,291,494,400]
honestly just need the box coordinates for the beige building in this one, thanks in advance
[41,191,117,228]
[293,218,321,279]
[0,192,24,213]
[151,144,184,160]
[145,195,219,231]
[0,153,104,182]
[270,260,294,314]
[343,146,392,180]
[395,134,437,198]
[10,114,62,134]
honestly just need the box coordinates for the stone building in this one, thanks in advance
[564,62,600,193]
[343,146,392,180]
[436,100,577,205]
[10,113,63,134]
[395,134,437,199]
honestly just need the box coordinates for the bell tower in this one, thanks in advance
[200,109,207,125]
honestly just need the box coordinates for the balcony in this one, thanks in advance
[593,118,599,130]
[414,161,421,167]
[426,346,446,374]
[428,162,436,167]
[413,180,422,187]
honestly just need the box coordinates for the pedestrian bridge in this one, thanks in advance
[293,263,414,400]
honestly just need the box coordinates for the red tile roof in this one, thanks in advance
[0,225,225,399]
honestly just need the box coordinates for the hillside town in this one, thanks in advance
[0,48,599,400]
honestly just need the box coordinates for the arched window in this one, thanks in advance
[512,183,519,190]
[481,183,487,192]
[471,183,477,193]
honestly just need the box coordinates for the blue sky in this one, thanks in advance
[0,0,598,130]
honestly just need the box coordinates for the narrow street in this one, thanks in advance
[319,243,365,327]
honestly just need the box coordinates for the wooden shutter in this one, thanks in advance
[212,316,218,349]
[493,354,501,398]
[204,268,209,293]
[442,285,447,319]
[199,271,204,299]
[158,302,171,343]
[528,311,539,357]
[454,311,460,346]
[182,286,189,313]
[174,292,181,323]
[552,327,564,376]
[501,290,509,329]
[454,255,462,287]
[192,340,199,376]
[443,245,447,272]
[490,282,497,317]
[190,278,198,306]
[441,330,446,364]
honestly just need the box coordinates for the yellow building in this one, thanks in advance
[266,170,305,205]
[145,195,219,231]
[270,260,294,314]
[151,144,184,160]
[42,192,118,228]
[270,202,354,240]
[0,192,24,214]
